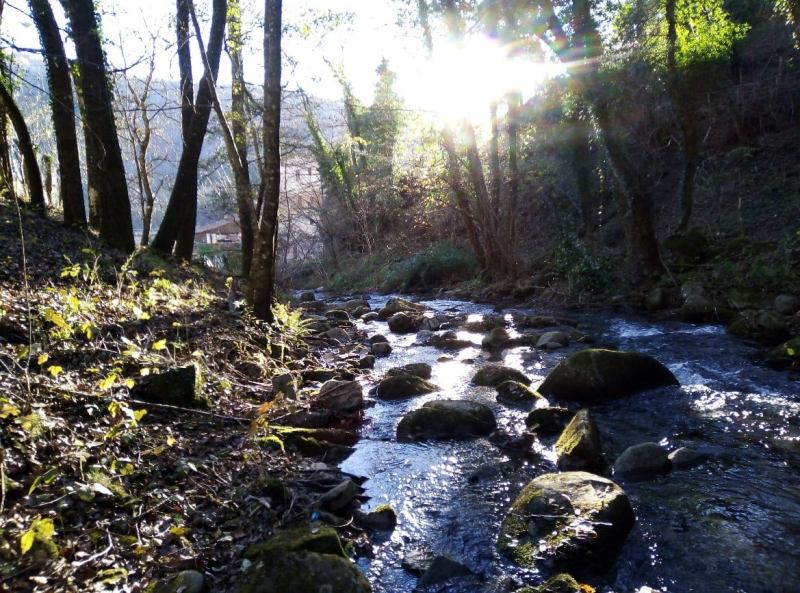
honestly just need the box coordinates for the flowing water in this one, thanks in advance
[336,295,800,593]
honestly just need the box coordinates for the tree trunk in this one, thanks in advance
[227,0,255,278]
[176,0,194,144]
[0,80,45,209]
[151,0,227,259]
[62,0,133,252]
[505,91,521,273]
[488,101,501,215]
[565,108,595,241]
[248,0,282,322]
[30,0,86,227]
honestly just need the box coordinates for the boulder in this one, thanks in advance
[432,331,474,350]
[357,355,375,370]
[325,309,351,321]
[244,525,345,559]
[539,349,678,404]
[765,337,800,371]
[377,297,426,321]
[302,368,337,383]
[386,363,432,380]
[496,381,546,408]
[324,327,350,343]
[645,286,666,312]
[299,300,326,313]
[525,407,573,435]
[370,342,392,357]
[299,291,316,302]
[368,334,389,344]
[613,442,669,479]
[387,312,420,334]
[515,574,582,593]
[537,331,569,350]
[351,305,371,318]
[397,400,496,441]
[681,293,715,322]
[361,312,379,322]
[668,447,707,470]
[421,315,449,332]
[555,410,605,472]
[728,310,789,344]
[417,556,472,588]
[472,364,531,387]
[315,380,363,412]
[146,570,205,593]
[131,365,207,408]
[238,551,371,593]
[280,428,358,461]
[375,373,438,400]
[497,472,634,572]
[482,327,512,350]
[354,504,397,531]
[775,294,799,316]
[318,479,360,512]
[342,299,370,312]
[272,372,297,399]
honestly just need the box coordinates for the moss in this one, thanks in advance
[376,373,438,399]
[238,551,371,593]
[396,400,496,441]
[496,380,546,407]
[536,574,581,593]
[472,364,531,387]
[728,310,789,344]
[244,525,345,560]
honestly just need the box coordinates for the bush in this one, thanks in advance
[383,243,478,291]
[552,236,612,295]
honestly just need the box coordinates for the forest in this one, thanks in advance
[1,1,799,593]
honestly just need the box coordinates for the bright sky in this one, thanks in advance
[2,0,560,125]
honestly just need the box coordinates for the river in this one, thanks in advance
[336,295,800,593]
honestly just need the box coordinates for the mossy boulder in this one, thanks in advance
[238,552,371,593]
[397,400,496,441]
[472,364,531,387]
[354,504,397,531]
[302,368,338,383]
[497,472,634,573]
[496,381,547,408]
[765,337,800,370]
[376,373,438,400]
[244,525,345,559]
[515,574,581,593]
[278,428,359,461]
[538,349,678,404]
[728,310,789,345]
[377,297,426,321]
[370,342,392,357]
[525,407,574,435]
[131,365,207,408]
[387,312,421,334]
[314,380,363,412]
[386,362,432,380]
[482,327,512,350]
[146,570,204,593]
[613,442,669,480]
[555,410,605,472]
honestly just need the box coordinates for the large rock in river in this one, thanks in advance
[538,349,678,404]
[496,380,546,408]
[497,472,634,573]
[314,380,363,412]
[613,442,669,480]
[375,373,438,400]
[555,409,605,472]
[472,363,531,387]
[728,310,789,344]
[387,312,420,334]
[377,297,426,321]
[397,400,496,441]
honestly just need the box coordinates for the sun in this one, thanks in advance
[401,35,562,127]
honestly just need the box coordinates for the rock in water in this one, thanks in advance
[387,312,420,334]
[417,556,472,587]
[525,407,573,435]
[396,400,496,441]
[496,381,546,408]
[613,442,669,480]
[354,505,397,530]
[238,552,371,593]
[377,297,426,320]
[555,410,605,472]
[668,447,707,470]
[370,342,392,357]
[472,364,531,387]
[482,327,511,350]
[375,373,438,400]
[315,380,363,412]
[514,574,582,593]
[765,337,800,371]
[497,472,634,573]
[538,349,678,404]
[727,310,789,344]
[386,363,432,379]
[131,365,207,408]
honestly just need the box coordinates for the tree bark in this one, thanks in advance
[29,0,86,227]
[227,0,255,278]
[505,91,521,271]
[0,80,45,209]
[0,53,15,201]
[151,0,227,259]
[248,0,282,321]
[62,0,134,252]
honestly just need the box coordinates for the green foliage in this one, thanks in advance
[553,236,612,295]
[383,243,479,291]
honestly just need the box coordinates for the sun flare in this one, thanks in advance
[402,35,562,126]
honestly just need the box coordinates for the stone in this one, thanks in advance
[681,293,715,322]
[279,409,333,428]
[357,355,375,370]
[415,329,434,344]
[318,479,360,512]
[613,442,669,479]
[417,556,472,587]
[765,337,800,371]
[272,372,297,399]
[377,297,426,321]
[368,334,389,344]
[280,428,358,462]
[496,381,546,408]
[315,380,363,412]
[472,364,531,387]
[130,365,206,408]
[668,447,708,470]
[324,327,350,343]
[401,547,434,575]
[645,286,666,311]
[376,373,438,400]
[361,312,379,322]
[386,363,432,380]
[527,574,582,593]
[555,410,605,472]
[244,525,345,559]
[370,342,392,357]
[482,327,512,350]
[342,299,370,312]
[387,312,420,334]
[396,400,496,441]
[497,472,634,572]
[537,331,569,349]
[521,315,577,328]
[302,368,338,383]
[238,551,371,593]
[354,505,397,531]
[325,309,351,321]
[0,318,27,344]
[525,406,574,434]
[432,332,474,350]
[539,349,678,404]
[420,315,448,331]
[299,301,326,313]
[146,570,205,593]
[351,305,371,318]
[728,310,789,344]
[299,291,316,302]
[775,294,799,315]
[680,280,706,300]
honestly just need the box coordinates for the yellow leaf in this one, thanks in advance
[166,436,176,447]
[787,347,796,357]
[37,353,49,366]
[0,402,21,419]
[125,379,135,389]
[99,375,117,391]
[152,339,167,351]
[35,518,55,539]
[47,365,64,378]
[20,530,35,555]
[579,585,596,593]
[44,308,69,331]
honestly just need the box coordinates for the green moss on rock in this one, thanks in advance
[396,400,496,441]
[496,380,546,408]
[538,349,678,404]
[555,410,605,472]
[472,364,531,387]
[765,337,800,370]
[728,310,789,344]
[376,373,438,400]
[238,552,371,593]
[244,525,345,560]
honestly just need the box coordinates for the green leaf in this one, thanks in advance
[47,365,64,378]
[20,530,35,555]
[152,339,167,351]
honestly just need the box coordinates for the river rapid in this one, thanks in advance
[335,295,800,593]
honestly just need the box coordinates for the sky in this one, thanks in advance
[1,0,558,125]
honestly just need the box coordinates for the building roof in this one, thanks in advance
[195,219,240,234]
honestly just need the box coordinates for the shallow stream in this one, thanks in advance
[338,296,800,593]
